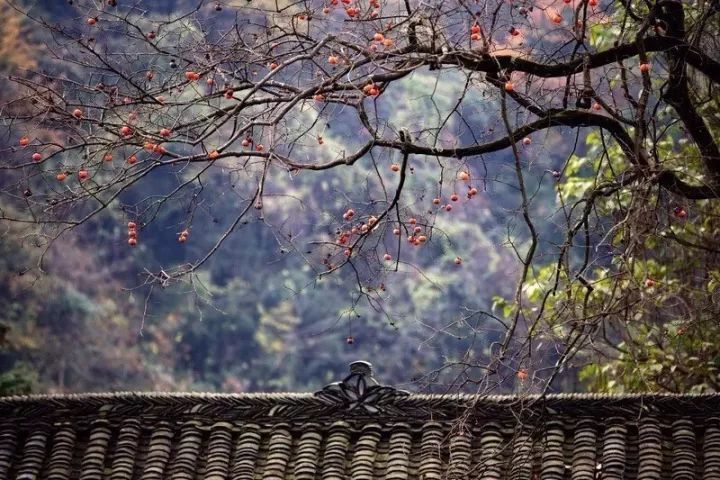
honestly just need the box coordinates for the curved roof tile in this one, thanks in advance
[1,362,719,479]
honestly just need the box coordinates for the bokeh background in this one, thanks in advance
[0,0,592,395]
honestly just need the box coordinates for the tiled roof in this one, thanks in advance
[1,361,719,480]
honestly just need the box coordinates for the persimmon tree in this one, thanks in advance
[2,0,720,393]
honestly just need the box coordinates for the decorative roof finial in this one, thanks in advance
[349,360,374,378]
[314,361,408,414]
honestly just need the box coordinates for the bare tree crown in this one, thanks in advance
[2,0,720,391]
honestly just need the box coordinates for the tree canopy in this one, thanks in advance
[1,0,720,395]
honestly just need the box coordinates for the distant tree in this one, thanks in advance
[2,0,720,393]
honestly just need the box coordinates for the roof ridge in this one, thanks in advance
[1,391,720,428]
[6,361,712,405]
[2,390,719,403]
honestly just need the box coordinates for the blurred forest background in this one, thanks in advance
[0,0,537,395]
[1,0,717,396]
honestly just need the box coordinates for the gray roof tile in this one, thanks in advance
[1,363,720,479]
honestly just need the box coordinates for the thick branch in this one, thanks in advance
[657,170,720,198]
[414,36,720,84]
[660,0,720,178]
[375,110,642,163]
